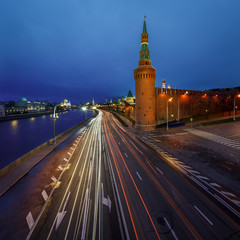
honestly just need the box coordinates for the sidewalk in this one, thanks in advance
[0,117,94,197]
[111,111,136,132]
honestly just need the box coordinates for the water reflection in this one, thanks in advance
[0,110,94,169]
[11,120,18,128]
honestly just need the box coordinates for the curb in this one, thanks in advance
[0,113,97,197]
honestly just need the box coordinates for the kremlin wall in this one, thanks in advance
[132,17,240,130]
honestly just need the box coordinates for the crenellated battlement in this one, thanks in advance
[156,87,205,96]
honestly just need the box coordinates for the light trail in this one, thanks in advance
[106,112,202,240]
[103,116,140,240]
[108,112,240,239]
[104,114,161,240]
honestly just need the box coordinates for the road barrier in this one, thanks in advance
[0,111,97,178]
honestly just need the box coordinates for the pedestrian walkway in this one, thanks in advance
[0,116,94,197]
[185,128,240,150]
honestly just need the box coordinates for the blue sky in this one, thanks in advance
[0,0,240,103]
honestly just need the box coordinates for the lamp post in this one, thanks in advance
[125,106,127,125]
[166,98,172,131]
[177,96,180,122]
[82,106,87,120]
[233,94,240,121]
[52,105,59,145]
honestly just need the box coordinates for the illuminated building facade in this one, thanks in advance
[133,18,240,130]
[134,17,156,130]
[61,98,71,108]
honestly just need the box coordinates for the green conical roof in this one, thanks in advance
[139,16,150,60]
[143,16,147,33]
[127,90,133,98]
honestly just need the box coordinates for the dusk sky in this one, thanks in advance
[0,0,240,104]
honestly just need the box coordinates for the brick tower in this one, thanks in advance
[134,17,156,130]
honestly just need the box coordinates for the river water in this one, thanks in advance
[0,109,93,169]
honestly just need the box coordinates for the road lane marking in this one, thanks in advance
[101,183,112,212]
[56,192,70,230]
[214,194,240,218]
[190,176,208,191]
[63,158,68,162]
[73,143,77,146]
[51,176,58,183]
[164,217,179,240]
[182,165,192,169]
[232,199,240,207]
[26,114,99,240]
[26,212,34,230]
[221,191,236,198]
[156,167,163,174]
[197,175,209,181]
[81,189,89,240]
[42,190,48,201]
[209,182,221,188]
[104,140,130,240]
[188,170,200,174]
[124,153,128,158]
[70,147,75,150]
[67,152,72,156]
[58,165,64,171]
[118,142,120,145]
[136,172,142,181]
[194,205,213,226]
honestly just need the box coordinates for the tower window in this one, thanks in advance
[142,92,143,95]
[139,107,140,109]
[144,114,145,117]
[146,62,148,65]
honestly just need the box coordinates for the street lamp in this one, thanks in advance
[52,105,59,145]
[82,106,87,120]
[177,96,180,122]
[166,98,172,131]
[233,94,240,121]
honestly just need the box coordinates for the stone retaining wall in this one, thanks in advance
[0,111,97,178]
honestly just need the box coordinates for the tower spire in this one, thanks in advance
[134,17,156,130]
[139,16,151,66]
[143,16,147,33]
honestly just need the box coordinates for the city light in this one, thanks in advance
[82,106,87,111]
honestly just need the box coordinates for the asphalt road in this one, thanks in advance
[0,110,240,239]
[102,111,240,239]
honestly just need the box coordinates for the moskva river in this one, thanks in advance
[0,109,94,169]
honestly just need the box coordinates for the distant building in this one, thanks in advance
[0,105,5,117]
[134,17,156,130]
[133,18,240,130]
[61,98,71,108]
[15,97,46,112]
[126,90,134,104]
[162,79,166,88]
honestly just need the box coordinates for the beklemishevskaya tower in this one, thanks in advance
[134,17,156,130]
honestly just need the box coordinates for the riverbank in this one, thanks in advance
[0,111,97,197]
[0,110,69,122]
[0,109,93,169]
